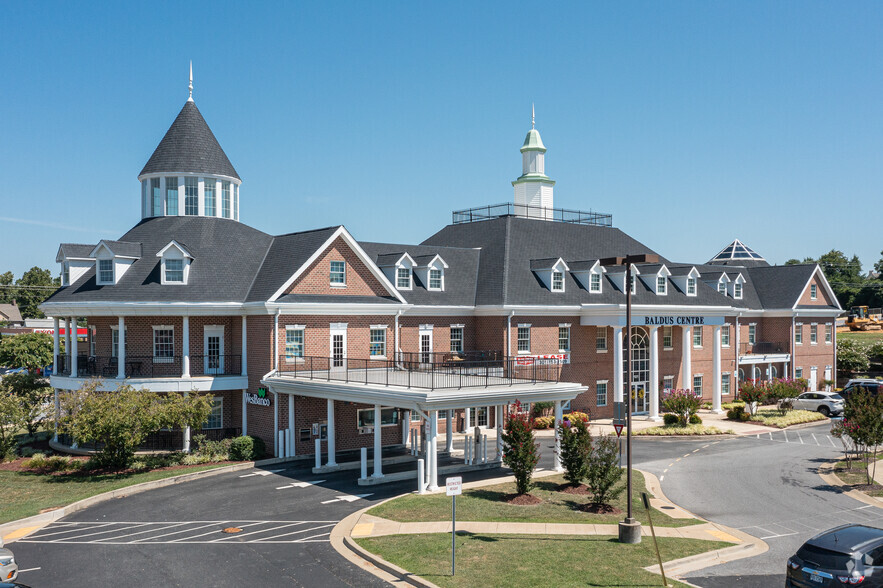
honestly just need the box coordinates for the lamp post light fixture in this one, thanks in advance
[601,253,659,544]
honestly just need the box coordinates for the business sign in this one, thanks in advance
[515,353,570,366]
[638,316,727,326]
[245,388,271,407]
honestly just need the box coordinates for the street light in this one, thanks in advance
[601,253,659,544]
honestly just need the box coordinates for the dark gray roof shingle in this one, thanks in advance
[57,243,95,261]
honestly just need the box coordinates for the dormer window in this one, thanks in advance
[590,273,601,293]
[62,262,70,287]
[97,259,114,284]
[429,268,442,290]
[165,259,184,283]
[718,281,726,294]
[530,257,569,292]
[156,240,193,285]
[656,276,667,295]
[397,267,412,290]
[552,270,564,292]
[734,283,743,299]
[629,274,636,295]
[687,277,697,296]
[810,284,817,300]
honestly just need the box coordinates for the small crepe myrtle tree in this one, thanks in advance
[502,401,540,495]
[586,434,624,506]
[556,417,592,486]
[842,388,883,485]
[661,389,701,426]
[738,380,767,415]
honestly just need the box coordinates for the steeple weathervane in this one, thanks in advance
[531,103,535,129]
[188,61,193,102]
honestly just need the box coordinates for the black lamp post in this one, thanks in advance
[601,253,659,544]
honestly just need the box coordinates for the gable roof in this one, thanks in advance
[0,304,22,323]
[139,101,240,180]
[90,240,143,259]
[746,264,837,309]
[57,243,95,262]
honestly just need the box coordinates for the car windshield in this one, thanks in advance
[797,543,854,569]
[831,394,844,400]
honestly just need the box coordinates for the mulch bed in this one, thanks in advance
[0,456,235,477]
[503,493,543,506]
[558,483,592,495]
[581,503,623,515]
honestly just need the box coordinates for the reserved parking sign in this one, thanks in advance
[446,476,462,496]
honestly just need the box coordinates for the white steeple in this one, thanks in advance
[512,106,555,218]
[188,61,194,102]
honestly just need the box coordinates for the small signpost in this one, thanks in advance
[641,491,668,586]
[446,476,462,576]
[613,423,625,437]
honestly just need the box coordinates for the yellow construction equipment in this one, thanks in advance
[846,306,883,331]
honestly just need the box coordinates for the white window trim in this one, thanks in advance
[330,260,346,287]
[656,275,667,295]
[152,325,175,363]
[810,284,818,300]
[96,258,115,285]
[825,323,832,344]
[596,379,609,407]
[396,266,413,291]
[517,323,531,354]
[721,372,731,395]
[450,325,464,353]
[662,326,673,350]
[693,326,703,349]
[686,277,697,297]
[427,266,444,291]
[356,406,400,429]
[810,323,818,345]
[733,282,743,299]
[551,270,565,292]
[721,325,730,348]
[558,324,571,352]
[795,322,803,345]
[596,327,608,353]
[369,325,388,359]
[284,325,306,362]
[692,374,704,395]
[589,272,602,293]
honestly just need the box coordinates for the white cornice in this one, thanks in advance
[137,171,242,185]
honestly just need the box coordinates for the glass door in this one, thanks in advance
[204,326,224,375]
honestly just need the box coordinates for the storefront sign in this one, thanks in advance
[515,354,570,366]
[638,316,726,326]
[245,388,271,407]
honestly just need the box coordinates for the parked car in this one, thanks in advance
[791,392,844,417]
[841,380,882,400]
[0,537,17,583]
[787,524,883,587]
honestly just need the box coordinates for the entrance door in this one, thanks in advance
[809,366,818,391]
[419,326,433,366]
[626,328,650,415]
[631,382,648,413]
[824,367,832,391]
[330,325,347,369]
[204,326,224,375]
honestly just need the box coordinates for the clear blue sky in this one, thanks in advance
[2,1,881,280]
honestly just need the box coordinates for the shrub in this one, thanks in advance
[0,389,28,461]
[838,338,871,374]
[182,453,212,466]
[531,401,554,417]
[193,434,233,462]
[556,418,592,486]
[532,416,554,430]
[24,454,82,472]
[661,389,701,426]
[19,446,41,458]
[563,412,590,425]
[663,413,680,426]
[689,414,702,425]
[501,401,540,495]
[586,434,624,505]
[738,380,767,412]
[229,435,265,461]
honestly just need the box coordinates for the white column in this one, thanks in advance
[496,405,503,461]
[70,316,78,377]
[445,410,453,453]
[326,399,337,467]
[241,316,248,376]
[372,404,383,478]
[181,316,190,378]
[613,326,624,402]
[288,394,295,456]
[649,326,660,421]
[429,410,439,491]
[682,326,692,390]
[183,390,191,453]
[64,318,71,369]
[553,400,563,472]
[402,411,411,445]
[273,392,279,457]
[52,317,60,375]
[464,406,471,431]
[712,325,723,413]
[116,316,126,379]
[242,390,248,435]
[53,388,59,442]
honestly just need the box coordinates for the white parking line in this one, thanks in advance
[797,432,804,444]
[811,433,819,446]
[92,522,186,542]
[16,568,41,574]
[50,523,147,542]
[829,436,838,447]
[239,469,284,478]
[254,523,336,542]
[129,522,223,543]
[210,522,306,542]
[783,431,789,442]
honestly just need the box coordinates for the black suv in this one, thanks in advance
[841,381,882,401]
[787,524,883,586]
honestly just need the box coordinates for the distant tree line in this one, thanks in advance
[786,249,883,309]
[0,267,60,320]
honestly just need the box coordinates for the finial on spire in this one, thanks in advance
[188,61,193,102]
[531,103,535,129]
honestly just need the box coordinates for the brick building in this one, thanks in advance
[41,84,840,486]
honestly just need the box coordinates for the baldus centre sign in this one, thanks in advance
[245,387,272,407]
[639,315,726,326]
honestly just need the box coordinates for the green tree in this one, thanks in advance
[842,388,883,485]
[0,372,52,435]
[13,267,60,319]
[0,389,28,460]
[585,435,624,507]
[0,332,54,371]
[556,417,592,487]
[874,250,883,275]
[501,402,540,495]
[837,339,870,374]
[60,381,214,468]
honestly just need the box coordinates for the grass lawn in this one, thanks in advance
[635,424,734,436]
[366,472,701,528]
[838,331,883,345]
[833,458,883,497]
[356,532,730,587]
[746,408,827,428]
[0,464,228,524]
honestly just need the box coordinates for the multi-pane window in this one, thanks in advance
[734,283,743,299]
[517,326,530,353]
[552,271,564,292]
[330,261,346,285]
[221,181,231,218]
[663,376,674,391]
[657,276,667,294]
[397,267,411,289]
[590,273,601,292]
[825,324,832,344]
[151,178,162,216]
[285,327,304,361]
[693,375,703,395]
[233,185,239,221]
[204,398,222,429]
[165,177,179,215]
[748,324,756,344]
[450,327,463,353]
[693,326,703,348]
[111,327,127,358]
[596,328,607,351]
[722,374,730,395]
[142,180,148,216]
[662,326,673,349]
[628,275,636,294]
[810,324,818,344]
[98,259,114,284]
[721,325,730,347]
[469,406,488,427]
[596,381,608,407]
[429,268,442,290]
[718,281,726,294]
[558,326,570,351]
[687,277,696,295]
[370,328,386,357]
[62,262,70,286]
[153,327,174,362]
[165,259,184,283]
[810,284,817,300]
[796,367,803,379]
[184,177,198,215]
[204,179,216,216]
[357,407,399,428]
[795,324,803,344]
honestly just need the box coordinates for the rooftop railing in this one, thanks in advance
[55,354,242,379]
[452,202,613,226]
[739,342,788,356]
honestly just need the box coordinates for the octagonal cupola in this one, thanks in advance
[138,65,241,221]
[512,105,555,219]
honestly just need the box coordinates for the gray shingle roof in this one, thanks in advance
[57,243,95,261]
[747,264,826,309]
[0,304,23,323]
[139,101,240,180]
[98,240,143,258]
[275,294,400,305]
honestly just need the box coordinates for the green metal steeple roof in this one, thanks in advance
[520,128,546,153]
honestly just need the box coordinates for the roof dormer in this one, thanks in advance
[376,253,417,291]
[606,264,640,294]
[727,272,745,300]
[156,240,194,285]
[669,266,701,297]
[56,243,95,287]
[90,240,142,286]
[636,264,671,296]
[413,254,448,291]
[716,273,731,296]
[530,257,569,292]
[570,260,606,293]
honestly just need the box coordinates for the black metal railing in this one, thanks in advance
[452,202,613,227]
[739,342,787,355]
[276,353,563,390]
[57,427,241,453]
[54,354,242,379]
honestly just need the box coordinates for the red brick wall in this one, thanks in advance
[797,270,836,306]
[286,236,390,297]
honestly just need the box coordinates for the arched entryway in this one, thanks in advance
[626,327,650,414]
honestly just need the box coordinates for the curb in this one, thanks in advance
[818,460,883,509]
[0,460,272,543]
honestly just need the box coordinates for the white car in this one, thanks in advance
[0,538,17,583]
[791,391,844,417]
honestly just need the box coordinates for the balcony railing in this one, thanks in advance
[55,354,242,379]
[276,353,564,390]
[739,342,787,355]
[452,202,613,226]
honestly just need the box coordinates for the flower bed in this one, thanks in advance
[634,424,734,436]
[744,408,826,428]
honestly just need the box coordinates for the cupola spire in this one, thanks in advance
[531,103,535,129]
[188,61,193,102]
[512,105,555,218]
